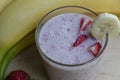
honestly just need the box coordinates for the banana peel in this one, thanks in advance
[0,0,42,63]
[0,30,35,80]
[0,0,14,13]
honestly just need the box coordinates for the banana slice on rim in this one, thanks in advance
[91,13,120,40]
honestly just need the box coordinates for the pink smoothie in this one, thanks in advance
[38,13,102,65]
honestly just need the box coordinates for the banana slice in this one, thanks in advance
[91,13,120,40]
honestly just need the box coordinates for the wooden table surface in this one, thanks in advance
[6,36,120,80]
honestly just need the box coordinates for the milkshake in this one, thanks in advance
[35,6,108,80]
[39,13,102,65]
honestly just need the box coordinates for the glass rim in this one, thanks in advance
[35,6,108,67]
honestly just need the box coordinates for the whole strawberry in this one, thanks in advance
[6,70,30,80]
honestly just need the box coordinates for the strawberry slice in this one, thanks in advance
[89,42,102,57]
[82,20,92,31]
[79,19,92,32]
[72,35,87,47]
[78,18,85,34]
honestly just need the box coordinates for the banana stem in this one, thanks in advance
[0,30,35,80]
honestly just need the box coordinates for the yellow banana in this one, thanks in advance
[0,0,14,13]
[0,30,35,80]
[0,0,42,63]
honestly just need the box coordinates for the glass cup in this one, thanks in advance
[35,6,108,80]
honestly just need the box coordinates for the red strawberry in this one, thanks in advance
[82,20,92,31]
[79,19,92,32]
[6,70,30,80]
[72,35,87,47]
[89,42,102,57]
[78,18,85,34]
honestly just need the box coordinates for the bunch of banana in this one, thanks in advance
[0,0,120,79]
